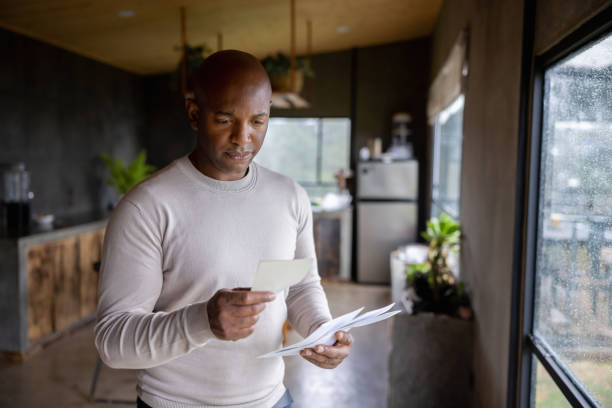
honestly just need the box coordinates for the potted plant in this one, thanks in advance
[260,52,314,93]
[389,213,473,408]
[100,150,156,198]
[404,213,471,318]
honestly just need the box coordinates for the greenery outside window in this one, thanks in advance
[255,117,351,198]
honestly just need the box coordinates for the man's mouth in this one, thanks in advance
[225,151,252,161]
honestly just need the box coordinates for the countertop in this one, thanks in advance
[0,211,109,246]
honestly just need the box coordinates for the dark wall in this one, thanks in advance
[0,28,145,217]
[270,50,353,118]
[353,40,429,162]
[534,0,610,54]
[143,75,194,168]
[355,40,430,234]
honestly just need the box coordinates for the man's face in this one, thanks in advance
[187,79,271,181]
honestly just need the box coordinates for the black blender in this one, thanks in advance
[2,163,33,233]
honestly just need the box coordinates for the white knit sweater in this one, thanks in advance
[95,156,331,408]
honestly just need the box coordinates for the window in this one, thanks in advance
[255,117,351,198]
[522,28,612,408]
[431,95,464,218]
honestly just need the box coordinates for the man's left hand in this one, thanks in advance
[299,331,353,369]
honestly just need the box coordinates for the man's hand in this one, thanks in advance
[299,331,353,369]
[207,288,275,341]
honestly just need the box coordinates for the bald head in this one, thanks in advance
[192,50,271,107]
[185,50,272,181]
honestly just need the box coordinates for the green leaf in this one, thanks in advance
[100,150,156,196]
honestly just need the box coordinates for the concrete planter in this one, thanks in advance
[389,313,473,408]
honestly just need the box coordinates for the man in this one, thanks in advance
[94,50,353,408]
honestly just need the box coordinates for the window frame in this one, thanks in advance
[431,94,465,220]
[515,6,612,408]
[263,117,351,188]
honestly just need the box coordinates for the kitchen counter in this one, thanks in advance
[0,212,108,358]
[0,211,109,244]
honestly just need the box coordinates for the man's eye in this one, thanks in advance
[216,119,230,124]
[254,121,265,125]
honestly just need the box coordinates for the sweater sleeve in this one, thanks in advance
[286,184,332,338]
[94,197,213,369]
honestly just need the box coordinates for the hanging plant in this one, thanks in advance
[170,43,212,92]
[261,52,314,93]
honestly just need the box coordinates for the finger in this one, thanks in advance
[300,348,330,364]
[229,303,266,317]
[300,351,342,368]
[232,287,252,292]
[232,315,259,329]
[312,344,349,359]
[335,331,354,346]
[230,290,275,305]
[231,327,255,341]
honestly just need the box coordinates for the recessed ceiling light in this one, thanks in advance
[117,10,135,18]
[336,25,350,34]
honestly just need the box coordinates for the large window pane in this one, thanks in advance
[256,118,318,183]
[533,34,612,407]
[320,118,351,184]
[432,94,464,218]
[531,360,572,408]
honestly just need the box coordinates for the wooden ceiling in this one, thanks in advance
[0,0,442,75]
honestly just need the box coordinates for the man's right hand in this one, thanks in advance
[207,288,275,341]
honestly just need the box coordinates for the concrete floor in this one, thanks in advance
[0,282,392,408]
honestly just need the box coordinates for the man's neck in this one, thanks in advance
[188,151,248,181]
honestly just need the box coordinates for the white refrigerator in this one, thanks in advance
[356,160,419,283]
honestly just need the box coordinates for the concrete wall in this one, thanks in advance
[534,0,611,55]
[0,28,144,217]
[270,50,353,119]
[142,75,195,168]
[430,1,611,407]
[430,1,524,407]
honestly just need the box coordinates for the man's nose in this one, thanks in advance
[231,122,251,146]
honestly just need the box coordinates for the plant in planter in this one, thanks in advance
[389,213,473,408]
[404,213,471,319]
[100,150,156,196]
[260,52,314,93]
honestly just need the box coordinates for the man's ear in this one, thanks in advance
[185,98,200,131]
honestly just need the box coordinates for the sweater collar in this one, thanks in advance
[176,155,257,193]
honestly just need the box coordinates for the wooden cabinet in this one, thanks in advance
[0,220,106,357]
[25,230,104,344]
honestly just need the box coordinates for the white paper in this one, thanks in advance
[251,258,312,293]
[257,303,400,358]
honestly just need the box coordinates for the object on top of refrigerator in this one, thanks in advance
[386,112,414,160]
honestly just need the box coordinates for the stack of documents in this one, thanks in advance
[258,303,400,358]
